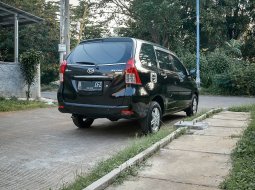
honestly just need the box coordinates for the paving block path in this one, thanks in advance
[107,111,250,190]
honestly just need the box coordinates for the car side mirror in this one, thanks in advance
[189,69,196,78]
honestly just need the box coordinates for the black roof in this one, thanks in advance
[80,37,134,44]
[0,1,43,27]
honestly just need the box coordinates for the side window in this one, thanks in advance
[156,50,175,71]
[173,56,188,77]
[139,43,157,67]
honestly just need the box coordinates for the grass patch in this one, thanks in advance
[204,108,223,118]
[61,126,176,190]
[0,97,51,112]
[185,109,214,121]
[229,134,241,139]
[113,161,150,185]
[228,104,255,112]
[221,105,255,190]
[185,108,222,121]
[184,109,209,121]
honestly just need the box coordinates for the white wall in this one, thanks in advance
[0,62,40,99]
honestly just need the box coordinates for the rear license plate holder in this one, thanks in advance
[78,81,103,92]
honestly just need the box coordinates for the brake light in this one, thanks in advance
[59,60,67,82]
[125,58,142,85]
[121,110,134,116]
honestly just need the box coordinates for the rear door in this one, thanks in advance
[172,55,193,108]
[137,43,159,95]
[62,39,133,106]
[155,49,180,111]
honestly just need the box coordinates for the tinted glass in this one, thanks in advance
[156,50,175,71]
[173,56,187,77]
[67,41,133,64]
[139,43,157,67]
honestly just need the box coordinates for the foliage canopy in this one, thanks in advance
[0,0,255,93]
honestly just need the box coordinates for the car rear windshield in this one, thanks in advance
[67,41,133,65]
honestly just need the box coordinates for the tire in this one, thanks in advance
[185,95,198,116]
[140,101,162,134]
[72,115,94,128]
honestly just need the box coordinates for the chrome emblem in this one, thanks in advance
[87,68,95,74]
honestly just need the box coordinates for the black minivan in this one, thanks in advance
[58,37,199,134]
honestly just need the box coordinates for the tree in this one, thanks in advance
[103,0,255,55]
[0,0,59,65]
[20,50,41,100]
[106,0,183,49]
[70,0,108,48]
[241,26,255,62]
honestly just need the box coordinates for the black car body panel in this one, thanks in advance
[58,37,199,120]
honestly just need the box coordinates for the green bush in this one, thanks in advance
[41,63,59,84]
[212,61,255,96]
[178,38,255,96]
[178,51,196,71]
[213,73,233,94]
[230,62,255,96]
[179,47,255,96]
[206,49,230,74]
[223,39,242,58]
[179,51,210,87]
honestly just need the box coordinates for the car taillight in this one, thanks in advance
[125,58,142,85]
[121,110,134,116]
[59,60,67,82]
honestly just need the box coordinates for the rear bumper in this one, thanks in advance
[58,102,137,119]
[57,86,151,119]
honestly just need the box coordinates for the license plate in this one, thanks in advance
[78,81,103,91]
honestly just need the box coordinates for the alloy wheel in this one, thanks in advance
[192,98,198,114]
[151,107,160,132]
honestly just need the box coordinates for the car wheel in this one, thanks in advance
[72,115,94,128]
[140,101,162,134]
[185,95,198,116]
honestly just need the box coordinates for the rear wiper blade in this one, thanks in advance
[76,61,95,66]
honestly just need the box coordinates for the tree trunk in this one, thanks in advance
[26,84,31,101]
[77,4,89,45]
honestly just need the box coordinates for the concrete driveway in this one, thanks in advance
[0,108,184,190]
[1,93,255,190]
